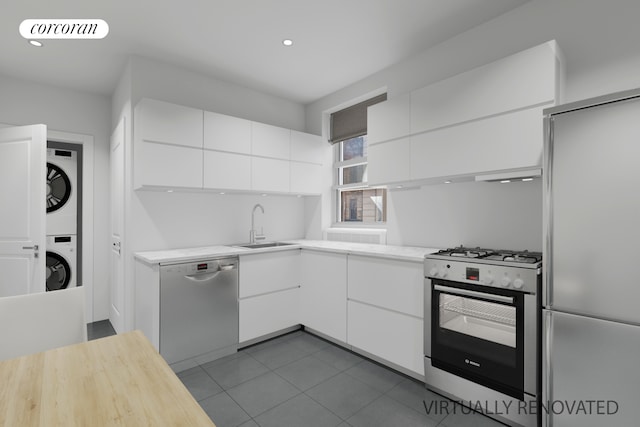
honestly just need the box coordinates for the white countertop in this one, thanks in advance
[134,239,440,265]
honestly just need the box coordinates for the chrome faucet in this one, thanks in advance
[250,204,266,243]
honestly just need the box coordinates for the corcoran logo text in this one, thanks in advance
[19,19,109,39]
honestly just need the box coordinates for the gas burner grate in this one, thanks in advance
[436,246,494,259]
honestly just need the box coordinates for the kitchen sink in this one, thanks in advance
[235,242,295,249]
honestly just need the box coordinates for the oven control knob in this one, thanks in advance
[429,267,439,278]
[484,274,494,285]
[513,278,524,289]
[501,275,512,287]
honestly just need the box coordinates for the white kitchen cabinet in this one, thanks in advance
[134,141,203,189]
[238,250,301,343]
[251,157,290,193]
[348,301,424,376]
[252,121,290,159]
[347,255,424,376]
[290,130,324,164]
[239,251,300,298]
[203,111,252,154]
[410,41,559,135]
[367,137,411,186]
[410,105,548,180]
[133,99,204,189]
[203,150,251,190]
[364,41,562,185]
[367,93,411,145]
[300,250,348,342]
[347,256,423,317]
[239,289,299,343]
[290,162,322,195]
[135,98,203,148]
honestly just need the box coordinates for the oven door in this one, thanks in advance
[431,279,524,400]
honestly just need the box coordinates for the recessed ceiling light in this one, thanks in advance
[282,39,293,47]
[444,180,452,184]
[261,193,267,197]
[500,180,511,184]
[522,178,534,182]
[219,192,225,195]
[167,189,174,193]
[29,40,43,47]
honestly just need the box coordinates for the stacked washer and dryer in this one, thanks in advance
[46,146,80,291]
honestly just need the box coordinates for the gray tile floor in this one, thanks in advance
[87,319,117,340]
[174,330,508,427]
[86,322,506,426]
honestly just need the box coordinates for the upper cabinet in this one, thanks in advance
[204,111,251,154]
[133,98,326,194]
[251,122,290,159]
[367,40,564,186]
[134,99,203,189]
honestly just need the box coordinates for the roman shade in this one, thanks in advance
[329,93,387,144]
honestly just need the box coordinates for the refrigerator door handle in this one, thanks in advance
[543,115,554,310]
[542,309,553,427]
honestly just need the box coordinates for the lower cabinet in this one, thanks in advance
[239,288,299,343]
[348,301,424,376]
[233,249,424,376]
[347,255,424,377]
[238,251,301,343]
[300,250,348,342]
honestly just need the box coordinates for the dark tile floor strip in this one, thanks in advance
[85,322,506,426]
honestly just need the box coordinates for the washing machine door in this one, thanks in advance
[46,162,72,213]
[46,251,71,291]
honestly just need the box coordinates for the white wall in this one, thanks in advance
[133,192,305,250]
[386,181,543,251]
[0,72,111,321]
[305,0,640,251]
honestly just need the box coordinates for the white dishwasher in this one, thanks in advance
[159,256,238,368]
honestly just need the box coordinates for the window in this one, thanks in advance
[330,93,387,224]
[329,94,387,224]
[333,135,387,224]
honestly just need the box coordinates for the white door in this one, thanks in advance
[109,118,125,333]
[0,125,47,296]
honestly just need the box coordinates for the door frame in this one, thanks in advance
[47,130,94,322]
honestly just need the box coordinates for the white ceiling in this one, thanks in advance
[2,0,529,104]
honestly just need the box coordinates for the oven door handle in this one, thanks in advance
[433,284,514,304]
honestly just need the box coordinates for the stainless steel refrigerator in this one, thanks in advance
[543,89,640,427]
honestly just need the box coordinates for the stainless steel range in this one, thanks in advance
[424,247,541,427]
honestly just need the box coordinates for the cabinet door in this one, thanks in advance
[290,162,322,195]
[300,251,347,342]
[410,105,546,180]
[410,41,557,134]
[135,98,203,148]
[348,301,424,376]
[203,151,251,190]
[367,137,411,185]
[251,157,290,193]
[290,130,324,164]
[347,256,423,317]
[239,288,300,343]
[204,111,251,154]
[252,122,290,159]
[239,251,300,298]
[134,141,202,189]
[367,93,411,144]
